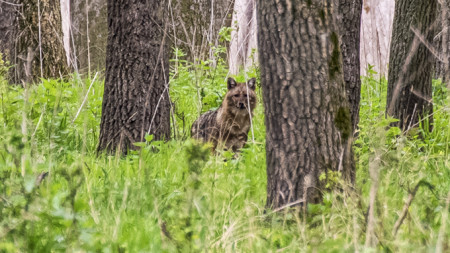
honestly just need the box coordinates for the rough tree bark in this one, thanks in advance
[170,0,235,61]
[0,0,19,78]
[16,0,69,83]
[258,0,355,208]
[70,0,107,75]
[387,0,437,132]
[97,0,170,154]
[434,0,450,84]
[337,0,362,132]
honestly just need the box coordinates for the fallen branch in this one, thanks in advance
[392,180,435,237]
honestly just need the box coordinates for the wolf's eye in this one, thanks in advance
[244,94,248,97]
[234,94,240,98]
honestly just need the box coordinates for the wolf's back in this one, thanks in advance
[191,110,220,143]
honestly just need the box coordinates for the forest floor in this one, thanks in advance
[0,60,449,252]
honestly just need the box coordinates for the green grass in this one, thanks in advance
[0,59,449,252]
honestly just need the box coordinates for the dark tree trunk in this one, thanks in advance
[0,0,19,80]
[16,0,69,83]
[97,0,171,154]
[70,0,107,75]
[387,0,437,132]
[258,0,355,208]
[337,0,362,133]
[170,0,235,62]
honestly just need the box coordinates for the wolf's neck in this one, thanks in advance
[216,104,251,127]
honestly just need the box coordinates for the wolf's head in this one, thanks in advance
[224,78,257,114]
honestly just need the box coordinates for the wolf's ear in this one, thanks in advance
[247,78,256,90]
[227,78,237,90]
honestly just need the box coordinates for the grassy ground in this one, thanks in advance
[0,58,449,252]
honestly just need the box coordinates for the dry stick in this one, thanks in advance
[72,72,98,123]
[112,181,129,241]
[272,198,306,213]
[145,22,169,137]
[392,182,421,237]
[209,0,215,60]
[364,153,381,248]
[85,0,91,79]
[21,79,28,177]
[411,26,447,63]
[37,0,43,78]
[31,104,46,138]
[436,190,450,253]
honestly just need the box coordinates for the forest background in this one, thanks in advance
[0,0,449,252]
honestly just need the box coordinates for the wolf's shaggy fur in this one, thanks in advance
[191,77,257,152]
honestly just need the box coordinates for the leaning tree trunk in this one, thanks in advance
[16,0,69,83]
[0,0,19,80]
[70,0,107,75]
[387,0,437,132]
[258,0,355,208]
[337,0,362,133]
[97,0,170,154]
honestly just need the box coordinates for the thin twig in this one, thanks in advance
[365,154,381,248]
[392,180,436,237]
[0,0,22,6]
[392,182,421,237]
[72,72,98,123]
[37,0,43,78]
[272,198,306,213]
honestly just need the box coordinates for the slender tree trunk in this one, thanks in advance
[337,0,362,132]
[16,0,69,83]
[258,0,355,208]
[387,0,437,132]
[359,0,395,77]
[228,0,258,75]
[70,0,107,75]
[97,0,170,154]
[0,0,19,80]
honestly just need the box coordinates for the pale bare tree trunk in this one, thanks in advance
[70,0,107,75]
[228,0,257,75]
[360,0,395,76]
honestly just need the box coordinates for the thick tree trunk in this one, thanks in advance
[0,0,19,79]
[258,0,355,208]
[70,0,107,75]
[170,0,235,62]
[387,0,437,132]
[337,0,362,133]
[16,0,69,83]
[97,0,170,154]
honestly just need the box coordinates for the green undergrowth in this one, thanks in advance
[0,58,449,252]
